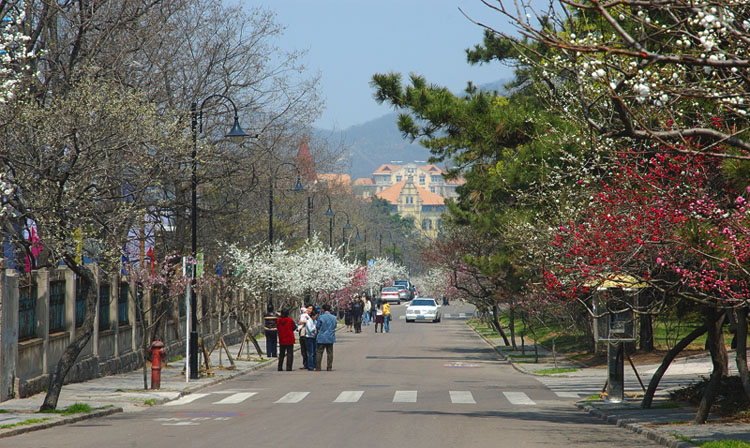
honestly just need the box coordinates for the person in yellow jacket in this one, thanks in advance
[383,302,391,333]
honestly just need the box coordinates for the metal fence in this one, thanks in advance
[75,277,86,327]
[49,280,66,333]
[18,282,37,340]
[118,282,129,326]
[99,284,110,331]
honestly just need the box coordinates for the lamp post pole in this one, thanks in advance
[324,195,335,248]
[339,210,351,257]
[189,95,249,380]
[267,162,304,310]
[307,196,312,239]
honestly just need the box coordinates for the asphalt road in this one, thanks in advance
[3,303,661,448]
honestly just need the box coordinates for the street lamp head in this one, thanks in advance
[324,205,335,216]
[344,221,352,230]
[292,177,305,192]
[226,115,250,144]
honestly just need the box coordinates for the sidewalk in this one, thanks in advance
[0,336,281,439]
[477,330,750,448]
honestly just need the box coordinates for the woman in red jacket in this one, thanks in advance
[276,309,297,371]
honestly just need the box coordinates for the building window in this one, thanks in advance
[118,282,129,326]
[419,175,425,184]
[396,175,402,182]
[19,281,37,341]
[436,219,442,230]
[407,168,415,174]
[99,284,111,331]
[405,196,414,204]
[422,219,432,230]
[49,280,66,333]
[430,186,435,193]
[432,175,441,183]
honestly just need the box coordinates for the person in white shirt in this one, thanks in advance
[298,306,311,369]
[363,297,372,326]
[304,309,319,371]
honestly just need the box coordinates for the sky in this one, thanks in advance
[253,0,515,130]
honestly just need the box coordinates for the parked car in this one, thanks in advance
[405,298,441,323]
[393,280,415,300]
[379,286,401,304]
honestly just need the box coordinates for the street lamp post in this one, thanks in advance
[339,210,351,256]
[324,195,335,248]
[352,225,361,262]
[379,230,392,259]
[190,94,249,380]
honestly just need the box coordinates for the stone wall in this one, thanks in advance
[0,262,253,401]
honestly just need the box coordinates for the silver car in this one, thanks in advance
[405,298,441,323]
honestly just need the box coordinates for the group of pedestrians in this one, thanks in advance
[263,303,336,372]
[262,293,394,373]
[344,294,391,333]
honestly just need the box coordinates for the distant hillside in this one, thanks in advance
[320,114,432,180]
[317,78,512,180]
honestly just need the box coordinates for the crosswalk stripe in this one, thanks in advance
[275,392,309,403]
[449,391,476,404]
[213,392,257,404]
[393,390,417,403]
[165,394,210,406]
[555,391,581,398]
[334,391,364,403]
[503,391,535,405]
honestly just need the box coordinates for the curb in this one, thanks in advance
[468,323,540,376]
[576,403,696,448]
[468,322,698,448]
[0,406,123,439]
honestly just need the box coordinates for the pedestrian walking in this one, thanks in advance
[298,306,311,369]
[352,295,363,333]
[263,304,278,357]
[276,309,296,371]
[374,301,384,333]
[363,296,371,326]
[383,301,391,333]
[344,299,353,332]
[305,309,319,370]
[315,303,337,371]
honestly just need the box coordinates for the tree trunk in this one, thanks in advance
[641,323,707,409]
[733,307,750,403]
[40,260,96,411]
[695,310,727,424]
[490,303,511,346]
[234,317,264,357]
[509,305,517,350]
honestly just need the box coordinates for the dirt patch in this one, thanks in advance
[569,349,708,368]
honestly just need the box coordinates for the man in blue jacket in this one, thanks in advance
[315,303,337,371]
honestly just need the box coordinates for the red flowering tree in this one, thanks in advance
[541,142,750,419]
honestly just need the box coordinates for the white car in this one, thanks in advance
[405,298,441,323]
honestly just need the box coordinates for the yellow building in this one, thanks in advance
[375,176,446,239]
[353,162,463,238]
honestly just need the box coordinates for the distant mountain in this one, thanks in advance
[319,113,432,180]
[317,78,512,180]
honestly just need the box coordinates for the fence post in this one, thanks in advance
[1,262,19,401]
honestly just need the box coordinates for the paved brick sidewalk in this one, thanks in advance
[0,335,281,439]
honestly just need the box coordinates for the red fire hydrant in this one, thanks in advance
[150,339,166,390]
